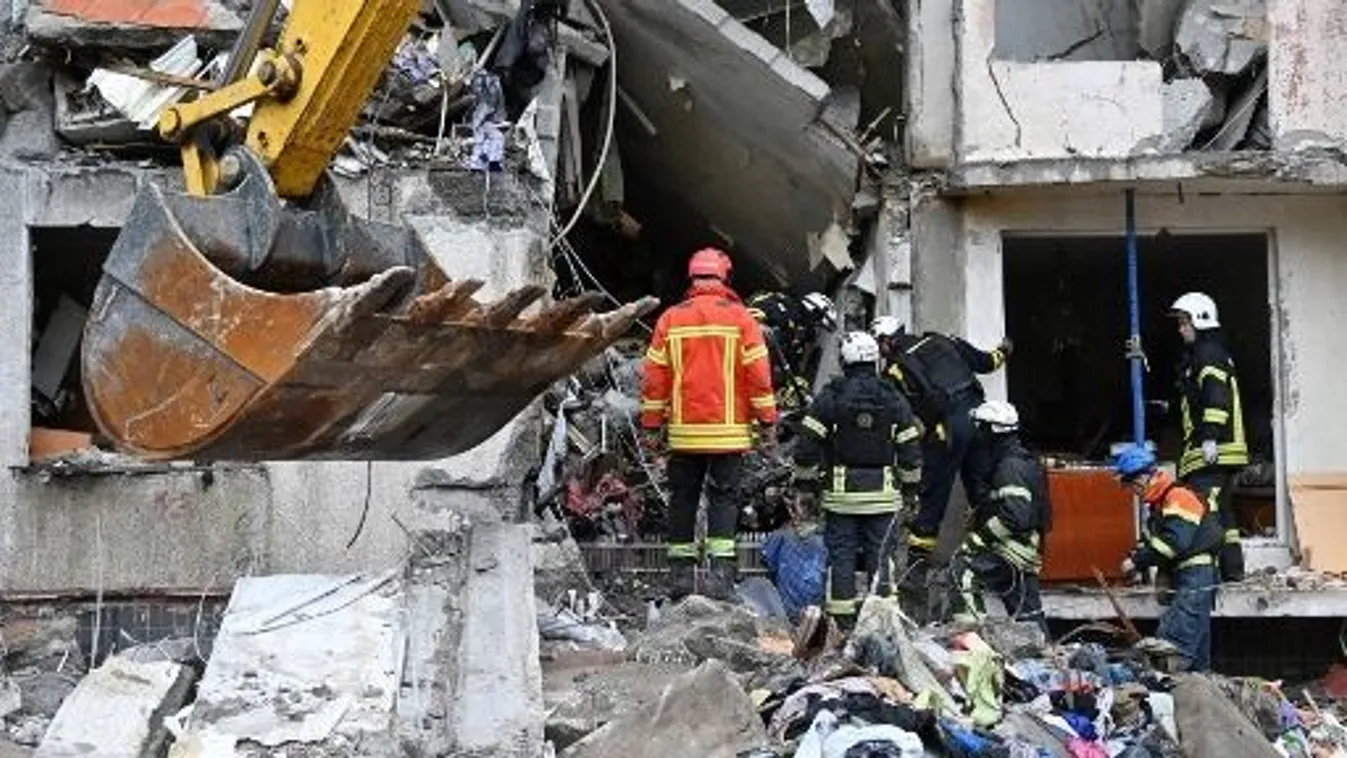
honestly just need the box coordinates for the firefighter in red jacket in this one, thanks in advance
[641,248,779,600]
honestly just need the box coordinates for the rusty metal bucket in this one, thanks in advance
[81,150,657,461]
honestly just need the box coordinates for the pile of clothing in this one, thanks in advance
[740,597,1345,757]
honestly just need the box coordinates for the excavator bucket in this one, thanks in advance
[81,151,658,461]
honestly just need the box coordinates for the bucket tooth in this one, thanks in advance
[522,292,605,334]
[408,279,484,325]
[475,285,548,328]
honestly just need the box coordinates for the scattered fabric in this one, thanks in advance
[761,527,827,623]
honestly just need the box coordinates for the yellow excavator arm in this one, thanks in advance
[78,0,656,462]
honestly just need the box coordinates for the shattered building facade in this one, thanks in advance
[900,0,1347,598]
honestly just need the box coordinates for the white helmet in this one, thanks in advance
[839,331,880,366]
[871,315,903,339]
[971,400,1019,434]
[801,292,837,330]
[1170,292,1220,330]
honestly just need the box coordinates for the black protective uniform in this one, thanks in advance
[949,434,1052,631]
[795,364,923,621]
[1177,330,1248,582]
[747,291,822,411]
[878,332,1007,552]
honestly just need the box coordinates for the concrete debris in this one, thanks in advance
[1174,0,1268,76]
[167,573,405,754]
[0,682,19,720]
[1159,78,1220,151]
[25,0,244,51]
[537,599,628,653]
[630,595,793,673]
[15,674,73,721]
[1135,0,1188,59]
[0,63,59,161]
[1173,673,1281,758]
[35,656,195,758]
[559,659,769,758]
[543,661,689,750]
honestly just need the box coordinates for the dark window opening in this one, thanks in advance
[30,227,119,458]
[1003,232,1275,537]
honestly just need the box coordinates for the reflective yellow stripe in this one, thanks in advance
[1198,366,1229,384]
[1178,553,1214,568]
[741,345,769,365]
[826,598,858,616]
[668,434,753,451]
[670,335,684,424]
[706,537,737,558]
[802,416,829,437]
[991,348,1006,370]
[823,496,899,514]
[668,325,741,338]
[984,516,1013,542]
[1224,529,1240,544]
[640,399,669,411]
[993,485,1032,502]
[833,465,846,493]
[908,534,937,550]
[1149,536,1177,558]
[750,394,776,409]
[645,347,669,366]
[904,336,932,355]
[1203,408,1229,425]
[723,334,738,425]
[668,543,699,559]
[894,425,920,444]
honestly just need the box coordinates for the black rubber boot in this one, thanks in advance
[898,548,933,624]
[705,557,739,602]
[668,559,696,600]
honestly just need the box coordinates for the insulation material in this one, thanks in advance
[1290,473,1347,572]
[87,36,205,129]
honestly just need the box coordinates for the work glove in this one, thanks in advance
[1120,557,1139,583]
[1201,439,1219,465]
[1124,336,1151,372]
[757,423,780,459]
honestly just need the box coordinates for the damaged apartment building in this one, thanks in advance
[0,0,1343,752]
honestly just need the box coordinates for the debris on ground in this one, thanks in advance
[35,655,195,758]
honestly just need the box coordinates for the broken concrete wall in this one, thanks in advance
[957,0,1166,163]
[993,0,1136,62]
[1269,0,1347,151]
[0,161,553,592]
[905,0,958,169]
[597,0,858,288]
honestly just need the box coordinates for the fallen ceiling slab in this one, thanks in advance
[597,0,859,288]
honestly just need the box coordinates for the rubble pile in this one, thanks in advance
[1144,0,1271,151]
[534,558,1347,758]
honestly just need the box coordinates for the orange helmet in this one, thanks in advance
[688,247,732,281]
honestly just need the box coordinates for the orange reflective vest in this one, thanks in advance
[640,282,778,452]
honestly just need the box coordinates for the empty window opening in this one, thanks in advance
[1003,233,1276,539]
[30,227,119,462]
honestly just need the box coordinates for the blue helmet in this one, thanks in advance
[1113,444,1157,479]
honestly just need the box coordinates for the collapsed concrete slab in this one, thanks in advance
[597,0,859,288]
[36,657,194,758]
[25,0,244,51]
[1175,0,1268,76]
[560,659,768,758]
[168,520,542,757]
[1157,78,1220,151]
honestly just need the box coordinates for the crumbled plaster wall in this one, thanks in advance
[905,0,958,169]
[1269,0,1347,151]
[958,0,1165,164]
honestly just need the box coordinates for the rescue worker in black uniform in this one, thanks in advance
[869,317,1012,600]
[794,331,923,629]
[1169,292,1248,582]
[747,291,838,412]
[949,400,1050,633]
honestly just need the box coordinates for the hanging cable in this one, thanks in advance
[548,0,619,248]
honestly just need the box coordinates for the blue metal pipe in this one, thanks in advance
[1126,189,1145,445]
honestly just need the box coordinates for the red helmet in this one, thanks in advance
[688,247,732,281]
